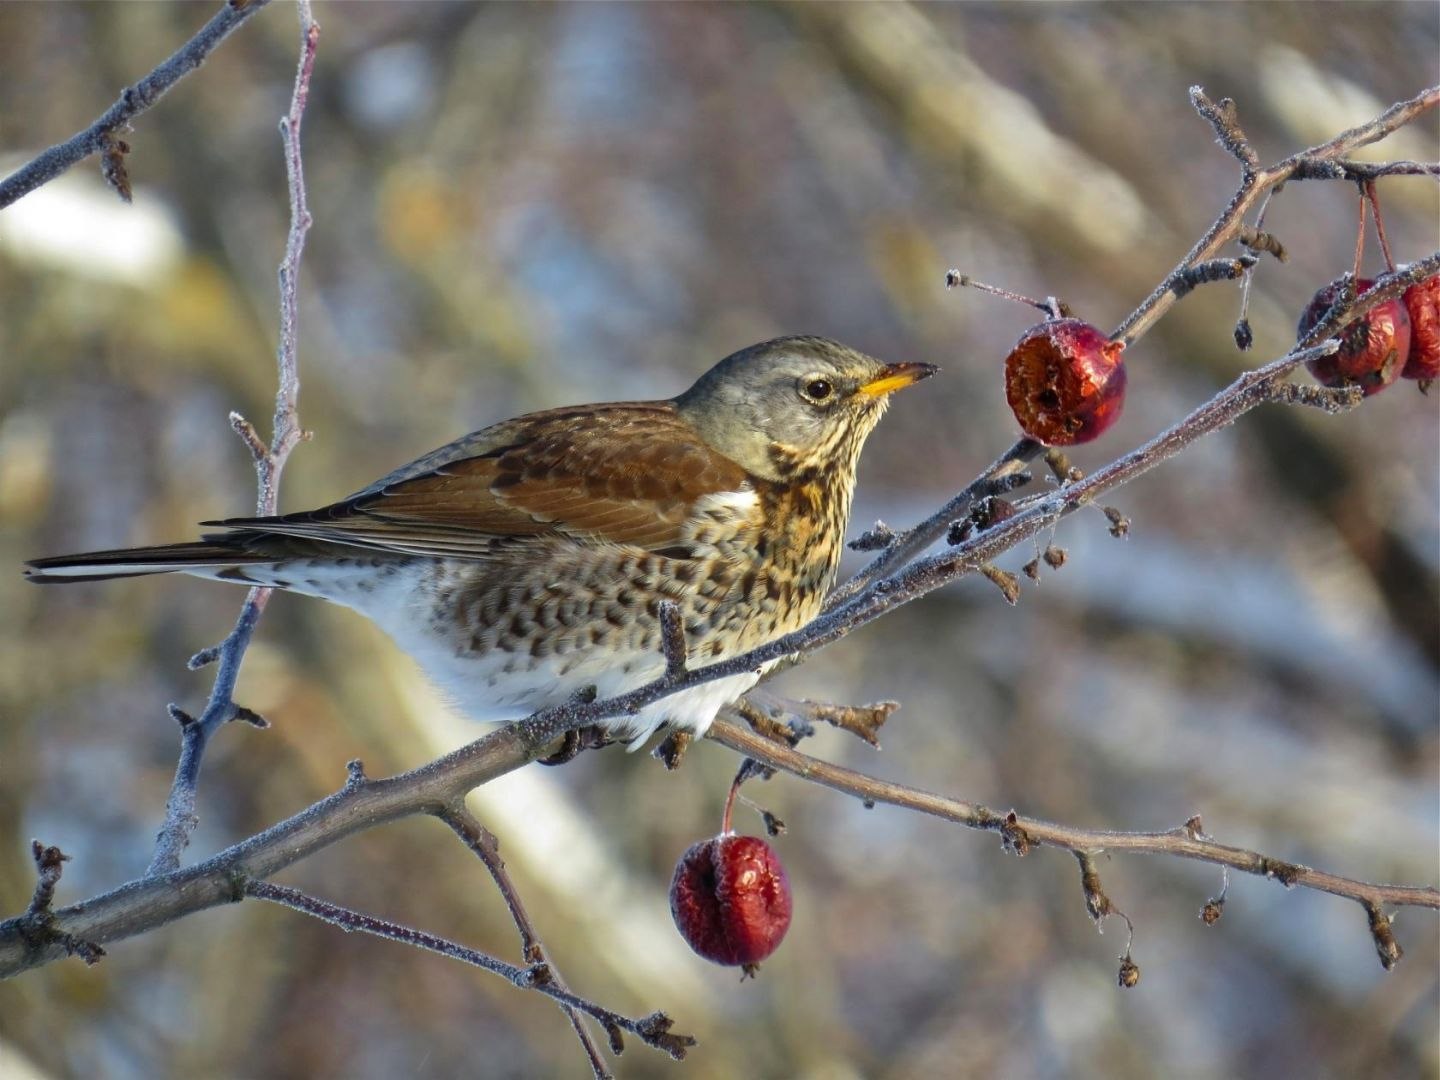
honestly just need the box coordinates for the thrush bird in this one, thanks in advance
[26,337,935,744]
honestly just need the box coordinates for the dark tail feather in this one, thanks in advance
[24,542,266,584]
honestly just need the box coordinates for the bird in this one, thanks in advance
[26,336,936,745]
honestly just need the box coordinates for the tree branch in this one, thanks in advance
[146,0,317,876]
[0,0,275,210]
[246,882,693,1064]
[702,719,1440,920]
[835,85,1438,598]
[1113,84,1438,347]
[438,806,614,1079]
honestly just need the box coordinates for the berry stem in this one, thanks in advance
[721,774,742,835]
[1364,180,1396,272]
[1351,187,1367,282]
[947,272,1063,318]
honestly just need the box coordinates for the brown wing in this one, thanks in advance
[205,402,751,559]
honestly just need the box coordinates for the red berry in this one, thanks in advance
[1401,275,1440,382]
[1003,319,1126,446]
[669,834,792,970]
[1296,277,1410,396]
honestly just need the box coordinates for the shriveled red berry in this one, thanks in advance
[1401,275,1439,382]
[669,834,792,970]
[1003,319,1126,446]
[1297,277,1410,396]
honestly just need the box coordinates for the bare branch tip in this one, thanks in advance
[231,704,270,730]
[1189,86,1258,169]
[635,1011,696,1060]
[603,1020,625,1057]
[849,520,897,551]
[228,411,267,461]
[1168,256,1256,300]
[27,841,70,915]
[19,842,106,964]
[166,703,197,728]
[1267,381,1363,414]
[187,644,221,670]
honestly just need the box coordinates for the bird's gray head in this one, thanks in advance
[674,336,936,482]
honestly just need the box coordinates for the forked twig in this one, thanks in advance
[439,807,614,1079]
[145,1,317,877]
[246,882,693,1065]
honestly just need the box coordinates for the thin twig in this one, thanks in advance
[1293,159,1440,181]
[1351,186,1368,283]
[1190,88,1260,172]
[1166,255,1257,299]
[1113,84,1438,346]
[703,718,1439,923]
[1364,180,1397,272]
[145,0,318,877]
[0,0,275,210]
[25,842,70,917]
[744,689,896,748]
[12,843,104,966]
[826,438,1039,610]
[438,807,613,1080]
[1234,188,1284,349]
[246,882,693,1063]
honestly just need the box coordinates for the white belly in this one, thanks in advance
[280,559,761,747]
[416,644,760,747]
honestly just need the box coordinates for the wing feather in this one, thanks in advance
[206,402,752,559]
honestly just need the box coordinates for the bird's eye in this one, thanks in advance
[799,377,835,404]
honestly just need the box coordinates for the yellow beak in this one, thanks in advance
[856,361,940,398]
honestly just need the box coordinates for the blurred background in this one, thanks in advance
[1,3,1436,1078]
